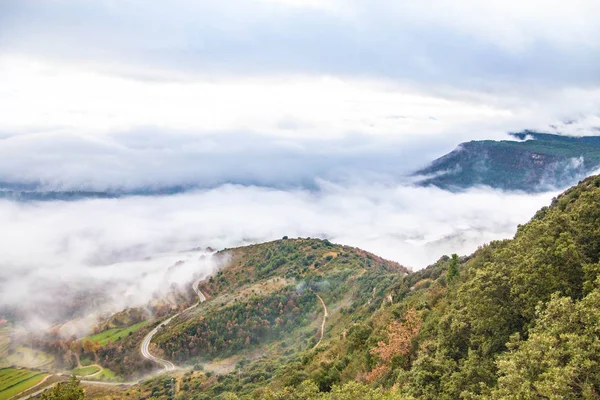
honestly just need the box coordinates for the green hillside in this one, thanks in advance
[75,174,600,399]
[153,239,408,365]
[416,131,600,191]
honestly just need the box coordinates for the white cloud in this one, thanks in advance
[0,182,555,332]
[0,56,516,138]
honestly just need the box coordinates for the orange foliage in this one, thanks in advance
[366,308,421,383]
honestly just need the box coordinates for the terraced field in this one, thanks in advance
[0,368,47,400]
[0,326,11,368]
[5,347,54,369]
[0,327,10,360]
[82,320,149,346]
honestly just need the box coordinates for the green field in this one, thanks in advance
[72,365,100,376]
[0,327,10,360]
[5,347,54,369]
[0,368,47,400]
[86,367,121,382]
[82,320,149,346]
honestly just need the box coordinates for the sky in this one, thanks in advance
[0,0,599,190]
[0,0,599,331]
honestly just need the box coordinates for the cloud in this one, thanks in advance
[1,0,599,87]
[0,181,555,333]
[0,57,599,193]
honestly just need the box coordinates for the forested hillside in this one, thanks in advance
[416,132,600,191]
[84,175,600,399]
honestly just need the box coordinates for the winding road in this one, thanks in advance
[140,279,206,371]
[15,280,208,399]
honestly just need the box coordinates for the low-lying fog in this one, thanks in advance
[0,181,555,334]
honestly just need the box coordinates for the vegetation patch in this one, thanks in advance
[5,347,54,369]
[82,320,149,346]
[72,365,100,376]
[0,368,47,400]
[84,367,121,382]
[0,327,10,360]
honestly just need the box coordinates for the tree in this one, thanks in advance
[488,285,600,399]
[367,308,421,382]
[447,254,459,283]
[41,376,84,400]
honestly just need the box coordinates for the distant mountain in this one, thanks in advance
[0,185,192,201]
[415,131,600,191]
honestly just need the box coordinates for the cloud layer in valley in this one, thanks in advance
[0,181,555,333]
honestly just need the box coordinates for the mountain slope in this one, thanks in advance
[49,175,600,399]
[415,131,600,191]
[167,175,600,399]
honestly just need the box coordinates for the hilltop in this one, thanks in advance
[415,131,600,191]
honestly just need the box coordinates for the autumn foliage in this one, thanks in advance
[366,308,421,382]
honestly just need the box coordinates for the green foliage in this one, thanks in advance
[258,381,408,400]
[40,376,84,400]
[159,287,317,360]
[403,175,600,398]
[417,132,600,191]
[488,283,600,399]
[446,254,459,283]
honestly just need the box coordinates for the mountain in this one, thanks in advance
[9,175,600,399]
[0,185,192,201]
[415,131,600,191]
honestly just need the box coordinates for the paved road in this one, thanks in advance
[140,279,206,371]
[192,278,207,302]
[140,316,178,371]
[17,279,207,399]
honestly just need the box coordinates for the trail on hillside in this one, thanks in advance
[140,279,206,371]
[313,294,328,349]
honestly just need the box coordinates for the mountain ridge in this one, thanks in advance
[415,131,600,192]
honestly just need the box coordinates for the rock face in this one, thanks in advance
[415,131,600,191]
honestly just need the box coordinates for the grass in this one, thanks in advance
[0,368,47,400]
[89,367,121,382]
[72,365,100,376]
[82,320,149,346]
[0,326,11,368]
[0,327,10,359]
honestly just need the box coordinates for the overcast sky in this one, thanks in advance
[0,0,599,190]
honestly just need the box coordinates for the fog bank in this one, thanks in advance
[0,181,555,332]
